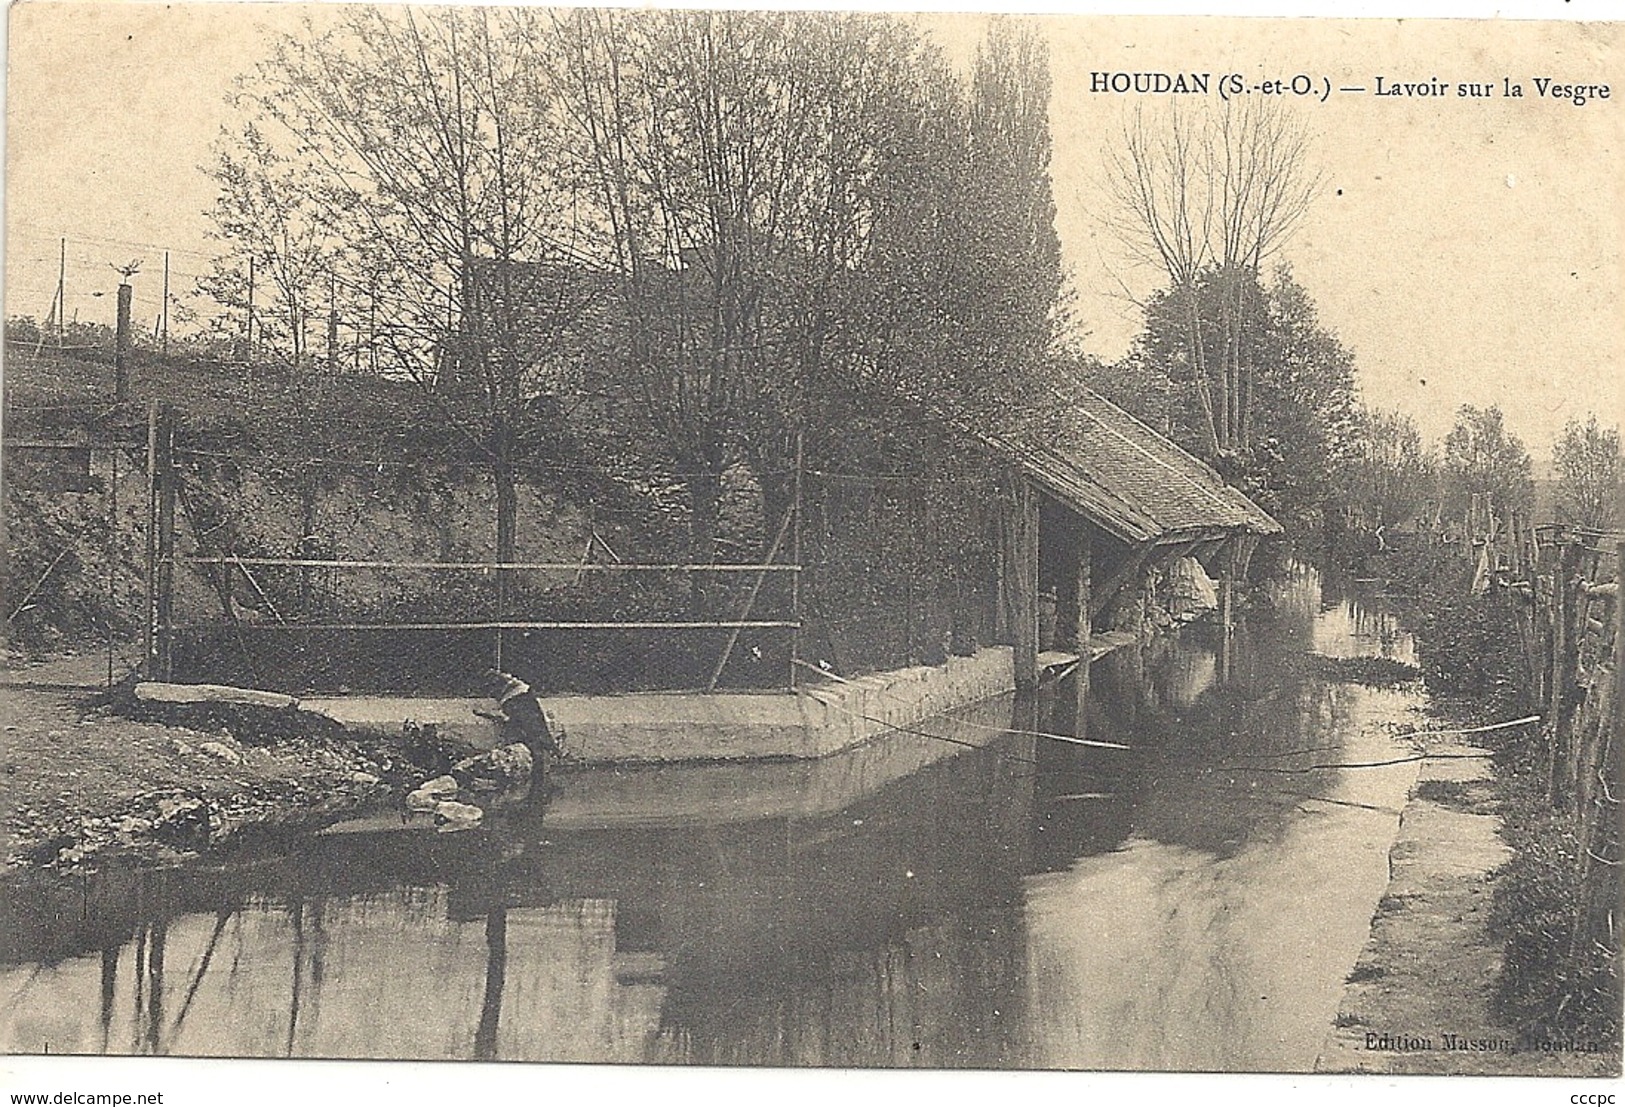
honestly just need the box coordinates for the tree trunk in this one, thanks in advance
[493,396,518,669]
[1182,283,1221,458]
[495,470,518,563]
[494,466,518,665]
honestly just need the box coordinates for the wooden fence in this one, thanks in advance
[1500,518,1622,989]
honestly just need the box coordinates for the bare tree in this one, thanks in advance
[547,8,930,567]
[222,6,592,581]
[1105,98,1321,464]
[1554,414,1622,531]
[200,120,349,366]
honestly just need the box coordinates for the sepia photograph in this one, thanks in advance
[1,0,1620,1096]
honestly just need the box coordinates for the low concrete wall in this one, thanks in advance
[319,694,1027,835]
[791,647,1015,758]
[303,646,1016,765]
[303,697,504,749]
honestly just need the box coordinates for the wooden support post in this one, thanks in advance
[1067,517,1094,731]
[1216,537,1236,684]
[1004,475,1039,693]
[161,252,170,355]
[155,409,177,680]
[1079,523,1092,653]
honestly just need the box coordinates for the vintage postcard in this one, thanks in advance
[2,2,1620,1100]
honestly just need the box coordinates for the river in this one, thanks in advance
[1,565,1427,1071]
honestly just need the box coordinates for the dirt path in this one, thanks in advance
[1316,731,1619,1077]
[0,650,405,870]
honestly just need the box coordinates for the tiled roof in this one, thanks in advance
[978,378,1281,546]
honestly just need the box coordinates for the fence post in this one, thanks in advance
[105,419,120,689]
[1558,538,1584,809]
[1568,541,1625,992]
[788,431,803,690]
[1605,543,1624,1012]
[1614,540,1624,792]
[142,401,159,678]
[155,409,177,680]
[1544,534,1564,806]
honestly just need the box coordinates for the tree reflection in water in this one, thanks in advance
[0,568,1428,1071]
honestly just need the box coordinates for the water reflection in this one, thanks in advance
[1311,567,1418,666]
[1,567,1425,1071]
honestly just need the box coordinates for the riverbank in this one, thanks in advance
[0,653,420,872]
[1316,701,1619,1077]
[4,637,1097,872]
[0,640,1039,870]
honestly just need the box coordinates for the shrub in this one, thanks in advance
[1490,759,1620,1045]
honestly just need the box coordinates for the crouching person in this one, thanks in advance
[476,669,563,801]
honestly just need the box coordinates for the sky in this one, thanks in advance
[4,2,1622,462]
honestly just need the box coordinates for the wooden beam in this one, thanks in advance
[169,620,802,632]
[1151,526,1236,547]
[1089,539,1157,620]
[173,557,802,573]
[1003,474,1040,692]
[1153,537,1206,567]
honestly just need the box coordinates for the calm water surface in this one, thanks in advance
[1,567,1426,1070]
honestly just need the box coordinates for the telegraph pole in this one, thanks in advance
[55,238,66,346]
[161,251,170,354]
[326,270,339,372]
[246,256,256,369]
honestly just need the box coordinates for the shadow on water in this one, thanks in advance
[1,565,1427,1071]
